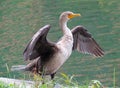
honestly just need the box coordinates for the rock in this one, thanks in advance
[54,83,62,88]
[0,77,63,88]
[0,77,34,88]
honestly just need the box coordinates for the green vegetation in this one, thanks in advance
[0,81,15,88]
[0,65,118,88]
[33,73,88,88]
[1,64,89,88]
[0,73,88,88]
[113,67,116,88]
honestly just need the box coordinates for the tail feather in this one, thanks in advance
[11,58,40,72]
[11,65,26,71]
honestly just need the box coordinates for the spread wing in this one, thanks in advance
[23,25,57,61]
[71,26,104,57]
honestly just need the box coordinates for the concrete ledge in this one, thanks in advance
[0,77,34,88]
[1,77,115,88]
[0,77,62,88]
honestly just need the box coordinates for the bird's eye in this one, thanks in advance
[68,14,71,16]
[68,13,71,18]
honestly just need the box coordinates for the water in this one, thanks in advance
[0,0,120,87]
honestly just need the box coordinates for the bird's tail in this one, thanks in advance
[11,58,40,72]
[11,65,26,71]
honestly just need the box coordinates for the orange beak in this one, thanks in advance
[68,13,81,19]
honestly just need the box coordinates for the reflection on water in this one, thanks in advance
[0,0,120,87]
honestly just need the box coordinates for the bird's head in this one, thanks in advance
[60,11,81,22]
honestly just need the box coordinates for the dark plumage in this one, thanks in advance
[72,26,104,56]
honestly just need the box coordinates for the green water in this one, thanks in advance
[0,0,120,87]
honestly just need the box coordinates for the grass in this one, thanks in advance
[0,81,15,88]
[0,64,89,88]
[0,73,88,88]
[113,67,116,88]
[0,73,117,88]
[0,64,119,88]
[0,64,117,88]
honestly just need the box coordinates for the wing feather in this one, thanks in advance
[23,25,57,61]
[72,26,104,57]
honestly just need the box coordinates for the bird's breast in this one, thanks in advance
[44,47,72,74]
[57,35,73,57]
[44,35,73,74]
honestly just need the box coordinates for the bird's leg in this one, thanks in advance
[40,65,46,84]
[36,59,45,84]
[50,72,56,86]
[51,72,56,80]
[37,70,45,84]
[41,76,45,84]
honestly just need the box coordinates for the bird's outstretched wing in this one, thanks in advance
[23,25,57,60]
[71,26,104,57]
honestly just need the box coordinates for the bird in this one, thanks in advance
[11,11,104,80]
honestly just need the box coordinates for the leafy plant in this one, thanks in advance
[113,67,116,88]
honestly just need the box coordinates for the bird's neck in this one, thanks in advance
[59,18,71,36]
